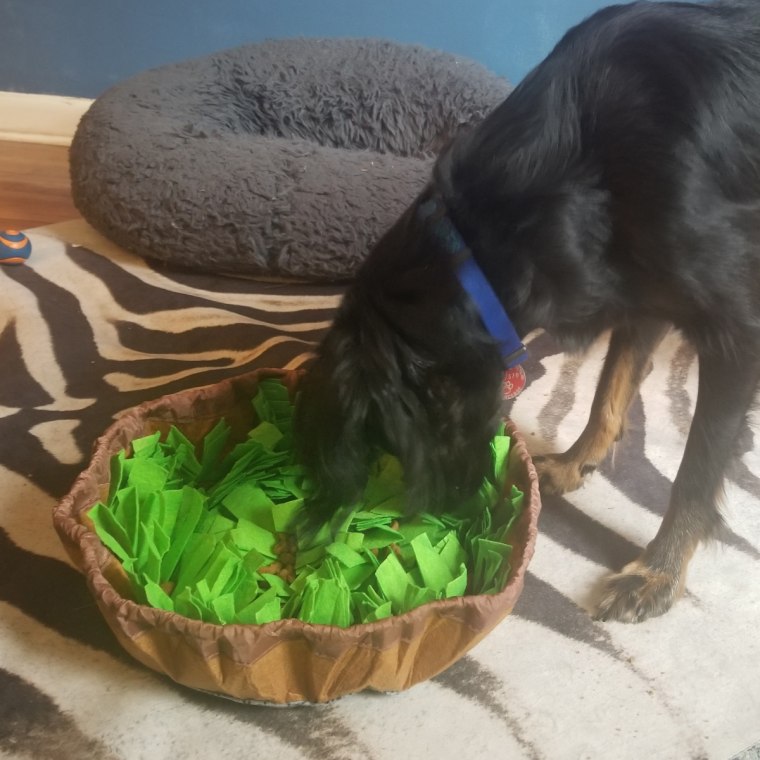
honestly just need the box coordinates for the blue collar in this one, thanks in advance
[416,195,527,369]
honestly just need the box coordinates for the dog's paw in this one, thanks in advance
[594,559,683,623]
[532,453,596,495]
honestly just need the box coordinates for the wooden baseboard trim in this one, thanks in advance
[0,92,94,146]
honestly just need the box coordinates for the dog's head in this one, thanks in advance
[295,196,505,518]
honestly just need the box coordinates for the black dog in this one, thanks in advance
[296,0,760,622]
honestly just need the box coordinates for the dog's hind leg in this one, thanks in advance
[534,318,668,495]
[596,350,760,622]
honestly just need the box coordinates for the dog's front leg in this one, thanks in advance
[534,318,667,494]
[596,351,760,622]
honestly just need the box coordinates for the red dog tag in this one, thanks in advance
[502,365,527,400]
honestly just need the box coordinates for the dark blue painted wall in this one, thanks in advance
[2,0,667,97]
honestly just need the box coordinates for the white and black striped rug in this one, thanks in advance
[2,221,758,760]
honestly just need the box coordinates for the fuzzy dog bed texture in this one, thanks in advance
[70,38,510,281]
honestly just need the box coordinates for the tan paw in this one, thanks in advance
[532,453,597,495]
[594,559,683,623]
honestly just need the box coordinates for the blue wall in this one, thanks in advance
[3,0,653,97]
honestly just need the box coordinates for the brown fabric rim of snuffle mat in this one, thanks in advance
[53,368,541,705]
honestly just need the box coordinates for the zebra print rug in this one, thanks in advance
[2,221,758,760]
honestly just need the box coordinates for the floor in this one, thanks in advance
[0,140,80,229]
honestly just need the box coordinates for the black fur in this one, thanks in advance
[296,0,760,621]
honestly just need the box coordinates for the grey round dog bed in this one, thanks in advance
[70,39,510,281]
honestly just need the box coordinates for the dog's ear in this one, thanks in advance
[296,284,419,515]
[295,315,372,517]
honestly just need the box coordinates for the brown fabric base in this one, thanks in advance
[53,368,541,704]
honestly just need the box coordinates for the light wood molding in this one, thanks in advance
[0,92,94,146]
